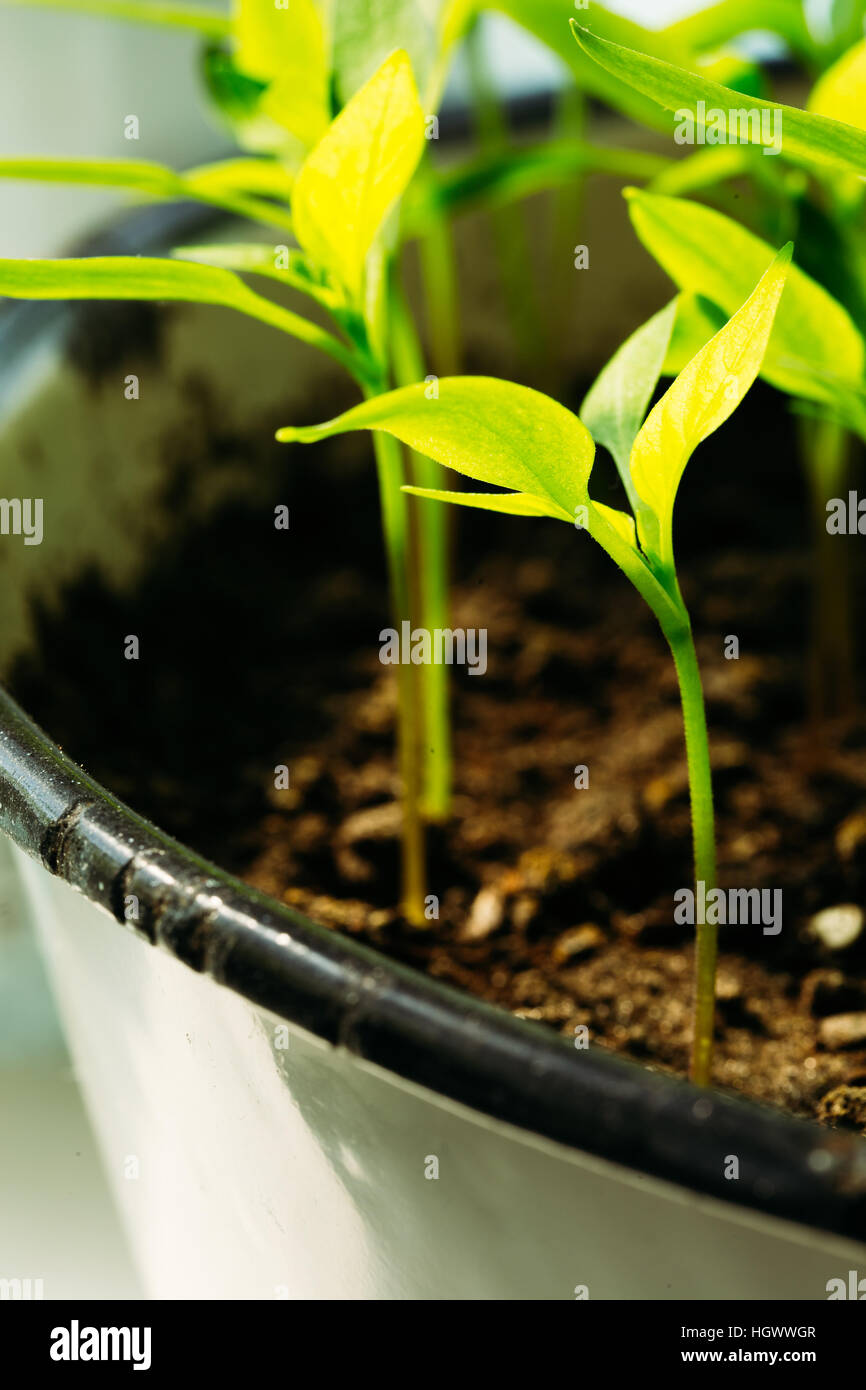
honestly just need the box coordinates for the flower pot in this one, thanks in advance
[2,191,866,1302]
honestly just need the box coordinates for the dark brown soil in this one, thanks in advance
[13,377,866,1132]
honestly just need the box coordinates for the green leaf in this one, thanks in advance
[580,298,678,514]
[629,243,792,571]
[0,252,267,309]
[404,486,560,519]
[571,21,866,176]
[0,155,295,230]
[625,188,866,405]
[234,0,331,149]
[292,49,425,302]
[809,37,866,131]
[277,376,594,519]
[172,240,341,311]
[0,156,192,199]
[279,374,695,632]
[184,156,294,203]
[0,254,367,382]
[0,0,230,37]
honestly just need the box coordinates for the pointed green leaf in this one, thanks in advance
[630,244,792,570]
[281,374,691,631]
[581,298,678,513]
[292,49,425,302]
[626,188,865,404]
[277,376,594,519]
[571,22,866,176]
[404,486,561,519]
[0,254,365,380]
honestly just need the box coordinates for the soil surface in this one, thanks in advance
[13,375,866,1133]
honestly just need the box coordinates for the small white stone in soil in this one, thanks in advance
[808,904,863,951]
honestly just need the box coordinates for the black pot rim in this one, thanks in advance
[2,197,866,1253]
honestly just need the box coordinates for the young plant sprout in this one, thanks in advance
[0,43,443,925]
[622,188,866,724]
[570,19,866,720]
[277,244,793,1085]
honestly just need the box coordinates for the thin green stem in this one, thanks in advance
[464,17,548,379]
[389,280,452,822]
[664,619,718,1086]
[368,419,428,925]
[585,509,719,1082]
[416,157,461,379]
[547,83,587,385]
[364,261,427,925]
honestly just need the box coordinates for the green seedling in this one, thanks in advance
[0,0,486,835]
[277,244,793,1085]
[624,188,866,720]
[571,18,866,720]
[0,42,447,924]
[0,1,714,928]
[3,0,726,388]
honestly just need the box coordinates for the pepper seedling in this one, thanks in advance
[623,187,866,722]
[0,43,441,924]
[571,18,866,718]
[277,243,793,1084]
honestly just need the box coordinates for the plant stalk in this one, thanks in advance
[362,253,427,925]
[665,619,718,1086]
[389,282,453,821]
[368,417,428,925]
[587,510,719,1084]
[416,157,462,379]
[547,83,587,385]
[465,16,548,379]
